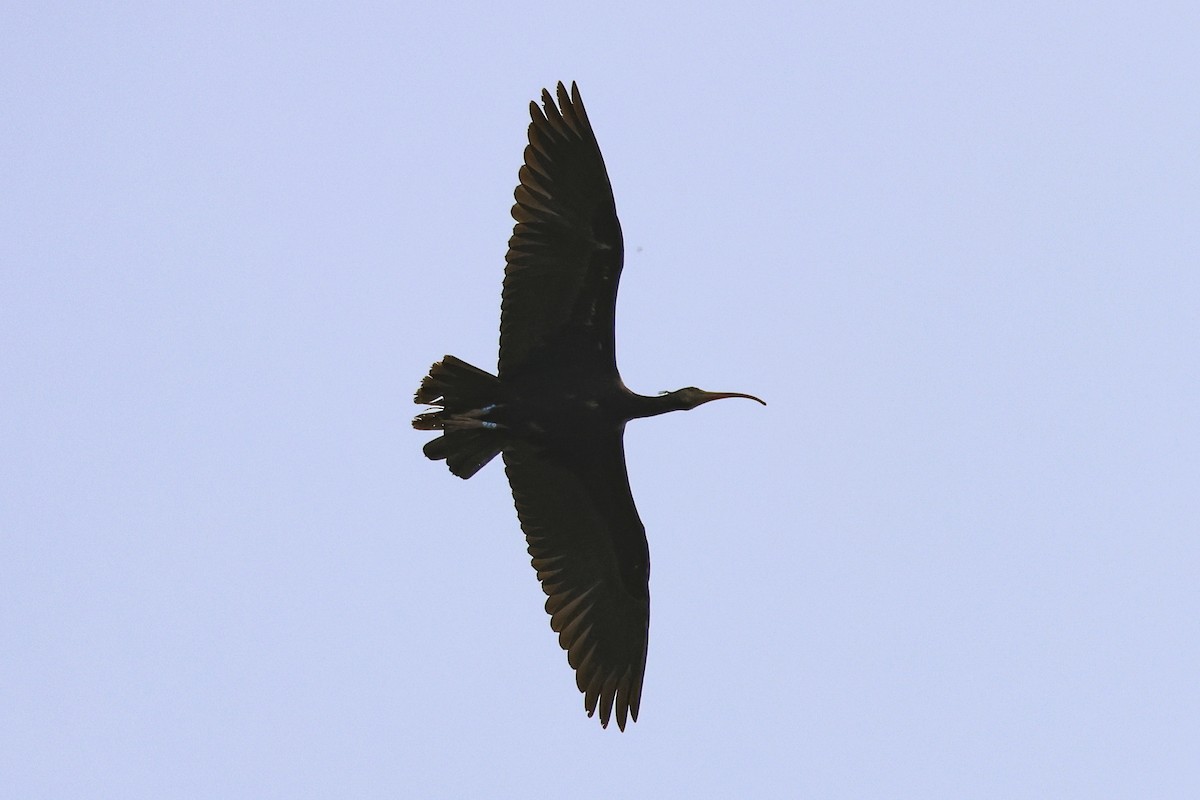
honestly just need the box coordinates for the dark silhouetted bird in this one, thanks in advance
[413,82,764,730]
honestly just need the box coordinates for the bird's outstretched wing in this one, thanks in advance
[499,82,624,381]
[502,432,649,730]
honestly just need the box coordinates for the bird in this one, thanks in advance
[413,82,764,731]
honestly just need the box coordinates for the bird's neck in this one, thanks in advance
[626,390,690,420]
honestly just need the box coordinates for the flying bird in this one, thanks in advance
[413,82,764,730]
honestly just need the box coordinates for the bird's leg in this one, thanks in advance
[457,403,497,418]
[437,404,505,431]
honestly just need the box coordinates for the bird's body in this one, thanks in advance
[413,83,763,730]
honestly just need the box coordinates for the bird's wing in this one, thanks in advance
[499,82,624,380]
[502,431,649,731]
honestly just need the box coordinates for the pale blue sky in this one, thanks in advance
[4,3,1198,798]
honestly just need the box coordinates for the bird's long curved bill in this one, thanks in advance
[705,391,766,405]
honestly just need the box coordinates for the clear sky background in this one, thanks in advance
[4,3,1198,798]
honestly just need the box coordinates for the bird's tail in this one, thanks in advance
[413,355,504,479]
